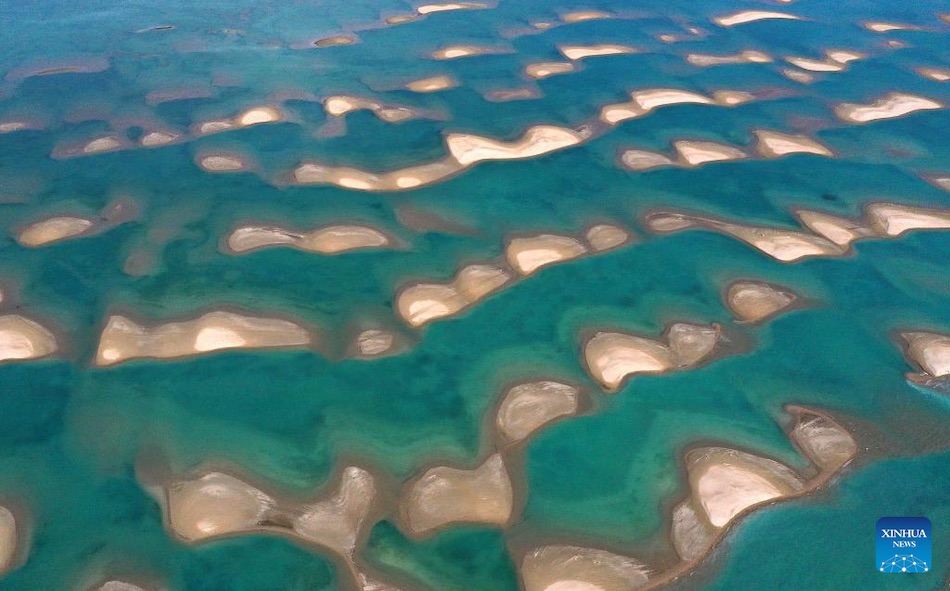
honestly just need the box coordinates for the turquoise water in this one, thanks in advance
[1,0,949,589]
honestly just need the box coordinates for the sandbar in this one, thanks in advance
[585,224,630,251]
[495,381,579,443]
[505,233,588,275]
[197,154,248,172]
[405,75,457,92]
[600,89,714,124]
[525,62,576,79]
[0,506,17,575]
[785,57,844,72]
[782,68,815,84]
[753,129,833,158]
[17,216,94,247]
[558,44,636,61]
[0,315,58,361]
[294,157,463,191]
[835,92,943,123]
[620,149,675,171]
[313,35,357,48]
[713,11,801,27]
[446,125,586,165]
[788,408,856,472]
[293,466,377,557]
[140,131,179,147]
[673,140,746,166]
[863,21,920,32]
[355,329,396,357]
[166,471,275,542]
[521,545,650,591]
[725,281,796,323]
[227,224,392,255]
[484,88,541,102]
[396,264,511,326]
[561,10,614,23]
[686,50,772,67]
[901,332,950,377]
[865,203,950,236]
[416,3,489,15]
[917,67,950,82]
[95,311,311,366]
[430,45,509,59]
[402,453,513,535]
[584,332,674,391]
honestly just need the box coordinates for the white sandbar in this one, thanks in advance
[446,125,586,165]
[0,506,17,575]
[505,234,588,275]
[835,93,943,123]
[496,381,579,443]
[901,332,950,377]
[293,466,377,557]
[525,62,576,79]
[726,281,796,323]
[674,141,746,166]
[521,545,650,591]
[714,11,802,27]
[166,472,275,541]
[558,44,636,61]
[17,216,94,247]
[227,224,391,254]
[397,264,511,326]
[754,129,833,158]
[405,75,457,92]
[687,50,772,67]
[0,315,58,361]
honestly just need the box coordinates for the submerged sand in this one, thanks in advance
[17,216,94,247]
[403,453,513,535]
[405,75,457,93]
[95,311,311,366]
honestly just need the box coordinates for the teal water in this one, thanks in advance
[1,0,949,589]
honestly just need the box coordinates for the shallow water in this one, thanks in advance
[0,0,949,589]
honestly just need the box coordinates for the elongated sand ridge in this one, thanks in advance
[416,2,489,15]
[402,453,513,535]
[782,68,815,84]
[405,75,457,93]
[226,224,392,255]
[599,88,717,124]
[353,329,397,357]
[17,216,94,247]
[558,44,637,61]
[524,62,576,79]
[713,10,801,27]
[0,506,17,576]
[649,202,950,263]
[521,545,651,591]
[95,311,312,366]
[834,93,943,123]
[495,381,579,444]
[863,21,920,32]
[397,263,511,326]
[900,332,950,377]
[686,50,772,67]
[140,130,180,147]
[195,106,282,136]
[754,130,833,158]
[620,149,675,171]
[785,57,844,72]
[446,125,587,166]
[506,234,588,274]
[585,224,631,251]
[584,323,721,391]
[197,153,249,172]
[561,10,614,23]
[725,281,797,323]
[0,315,58,362]
[430,45,510,59]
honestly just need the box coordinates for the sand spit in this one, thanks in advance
[292,466,377,558]
[599,88,715,125]
[505,234,588,274]
[674,141,747,166]
[416,2,490,15]
[834,92,943,123]
[197,153,249,172]
[0,315,58,362]
[713,10,801,27]
[95,311,311,366]
[583,323,721,391]
[17,216,94,247]
[524,62,576,79]
[313,35,357,48]
[166,472,275,542]
[521,545,651,591]
[917,67,950,82]
[396,264,512,326]
[558,44,637,61]
[294,157,463,191]
[402,453,513,535]
[405,75,457,93]
[0,506,18,575]
[561,10,614,23]
[227,224,392,255]
[725,281,797,323]
[753,129,833,158]
[863,21,920,33]
[430,45,510,60]
[901,332,950,377]
[620,149,675,171]
[495,381,579,444]
[686,50,772,67]
[446,125,587,165]
[865,203,950,236]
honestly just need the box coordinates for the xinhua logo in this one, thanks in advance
[876,517,931,573]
